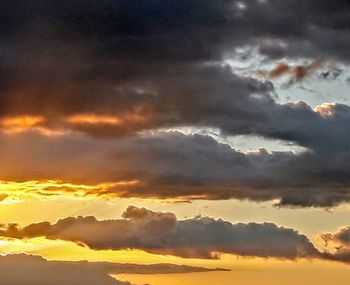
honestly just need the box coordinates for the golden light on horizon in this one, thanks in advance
[0,179,140,201]
[0,115,45,132]
[65,114,123,125]
[0,115,66,136]
[64,107,152,130]
[1,115,44,127]
[0,2,350,285]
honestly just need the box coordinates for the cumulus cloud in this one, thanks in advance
[0,253,223,285]
[320,227,350,263]
[0,206,320,260]
[4,209,350,265]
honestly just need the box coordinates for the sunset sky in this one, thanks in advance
[1,1,350,284]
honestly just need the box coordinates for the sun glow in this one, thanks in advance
[65,114,122,125]
[64,108,151,128]
[0,180,140,201]
[0,115,44,132]
[0,115,65,136]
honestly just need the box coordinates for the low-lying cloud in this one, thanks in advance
[0,253,224,285]
[0,206,321,260]
[3,207,350,264]
[2,131,350,207]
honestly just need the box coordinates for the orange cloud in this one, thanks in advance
[65,114,122,126]
[0,115,65,136]
[0,116,44,132]
[62,107,153,137]
[314,103,337,117]
[258,59,323,83]
[65,107,151,127]
[0,180,140,201]
[267,62,290,78]
[0,108,152,138]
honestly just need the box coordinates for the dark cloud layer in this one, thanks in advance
[0,254,223,285]
[0,1,349,147]
[1,0,350,61]
[0,206,320,260]
[0,1,350,208]
[2,131,350,207]
[1,51,350,154]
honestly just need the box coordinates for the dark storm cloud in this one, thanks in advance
[0,0,349,148]
[0,1,350,207]
[0,254,223,285]
[0,206,320,260]
[2,61,350,153]
[1,0,349,60]
[2,131,350,207]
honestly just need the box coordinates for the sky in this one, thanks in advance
[1,1,350,284]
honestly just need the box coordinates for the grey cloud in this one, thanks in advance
[2,61,350,154]
[0,1,349,154]
[0,0,349,61]
[0,253,223,285]
[0,254,131,285]
[318,227,350,263]
[5,209,350,264]
[2,131,350,207]
[2,3,350,204]
[0,206,320,260]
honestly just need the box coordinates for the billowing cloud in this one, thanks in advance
[0,206,320,260]
[2,131,350,207]
[0,1,349,63]
[0,1,348,145]
[0,1,349,208]
[1,3,350,282]
[5,209,350,265]
[0,253,223,285]
[0,60,349,155]
[320,227,350,263]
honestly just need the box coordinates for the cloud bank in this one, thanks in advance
[0,1,350,208]
[2,131,350,207]
[3,207,350,264]
[0,253,224,285]
[0,206,321,260]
